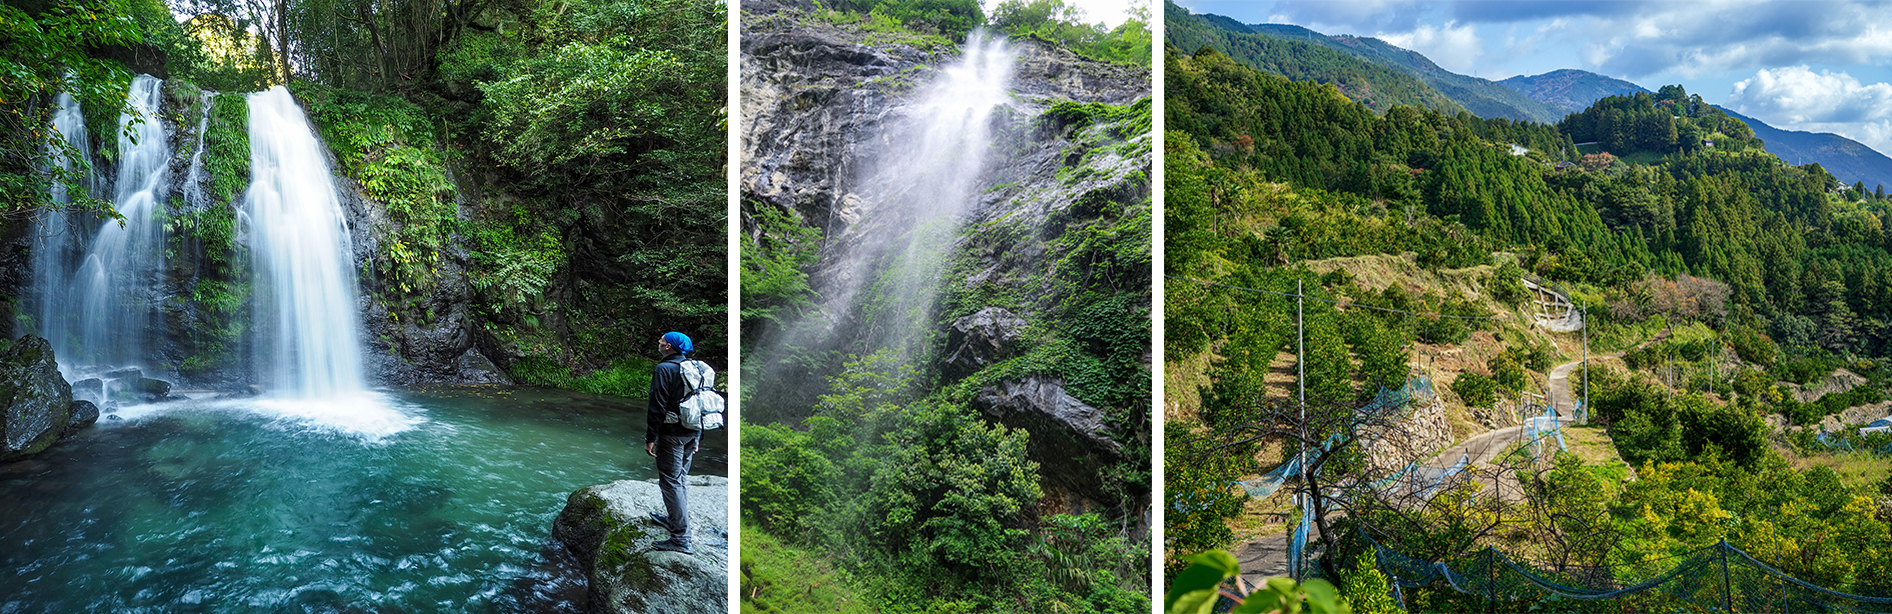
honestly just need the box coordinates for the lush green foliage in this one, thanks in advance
[0,0,145,219]
[1559,87,1762,157]
[1165,3,1462,117]
[1450,372,1498,409]
[1166,550,1351,614]
[741,354,1145,613]
[294,82,458,298]
[202,93,249,205]
[1336,551,1398,614]
[740,522,878,614]
[508,355,656,397]
[990,0,1151,67]
[1163,421,1251,558]
[1170,17,1892,607]
[1588,367,1771,467]
[820,0,984,41]
[741,205,822,326]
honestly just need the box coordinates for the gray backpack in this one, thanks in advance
[667,358,725,430]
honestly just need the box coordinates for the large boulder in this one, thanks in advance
[0,336,76,462]
[972,376,1127,510]
[553,475,729,614]
[942,306,1027,380]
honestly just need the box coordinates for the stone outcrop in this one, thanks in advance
[972,376,1128,511]
[943,307,1027,380]
[553,475,729,614]
[0,336,79,462]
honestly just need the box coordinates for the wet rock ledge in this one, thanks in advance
[553,475,729,614]
[0,335,95,463]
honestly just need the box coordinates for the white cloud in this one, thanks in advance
[1728,66,1892,124]
[1728,67,1892,158]
[1573,1,1892,78]
[1377,20,1483,74]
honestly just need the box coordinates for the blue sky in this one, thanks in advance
[1173,0,1892,157]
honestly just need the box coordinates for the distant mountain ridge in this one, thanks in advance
[1714,106,1892,192]
[1167,1,1892,191]
[1165,2,1467,116]
[1164,1,1562,123]
[1499,69,1649,115]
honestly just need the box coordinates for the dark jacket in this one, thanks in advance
[646,353,698,443]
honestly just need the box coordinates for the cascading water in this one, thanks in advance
[26,92,92,373]
[752,32,1014,421]
[242,86,406,433]
[71,74,168,370]
[180,92,212,207]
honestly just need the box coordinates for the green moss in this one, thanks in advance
[598,527,661,592]
[740,521,878,613]
[510,355,657,398]
[81,70,135,163]
[204,93,250,206]
[290,82,457,297]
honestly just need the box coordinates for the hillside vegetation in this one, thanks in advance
[1166,42,1892,610]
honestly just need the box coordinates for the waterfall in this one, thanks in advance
[27,92,91,371]
[181,92,212,207]
[72,74,168,370]
[244,86,369,401]
[752,32,1015,421]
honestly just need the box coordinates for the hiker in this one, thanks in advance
[646,331,702,553]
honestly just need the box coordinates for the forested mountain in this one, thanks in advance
[1499,68,1649,114]
[1166,1,1562,123]
[1717,106,1892,193]
[1166,43,1892,610]
[1164,1,1464,115]
[1499,72,1892,194]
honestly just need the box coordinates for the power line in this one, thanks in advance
[1165,274,1509,321]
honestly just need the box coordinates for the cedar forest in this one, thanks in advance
[1167,39,1892,612]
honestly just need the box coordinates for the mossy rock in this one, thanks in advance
[552,475,729,614]
[0,336,76,462]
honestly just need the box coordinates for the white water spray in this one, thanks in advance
[753,32,1015,420]
[73,75,168,369]
[244,86,369,401]
[28,92,91,368]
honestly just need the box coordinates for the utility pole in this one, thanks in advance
[1295,278,1306,581]
[1581,301,1589,424]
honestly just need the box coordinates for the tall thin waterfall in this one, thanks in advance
[27,92,91,367]
[752,32,1014,421]
[244,86,367,400]
[73,74,168,369]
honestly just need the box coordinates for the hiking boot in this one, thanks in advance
[651,538,694,554]
[649,512,674,531]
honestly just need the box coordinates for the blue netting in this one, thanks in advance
[1366,531,1892,612]
[1817,431,1858,452]
[1288,493,1312,577]
[1238,456,1302,499]
[1524,402,1566,462]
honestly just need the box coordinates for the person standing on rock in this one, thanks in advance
[646,331,700,554]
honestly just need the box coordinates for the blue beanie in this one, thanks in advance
[663,331,693,354]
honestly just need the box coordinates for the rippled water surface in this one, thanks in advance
[0,387,726,612]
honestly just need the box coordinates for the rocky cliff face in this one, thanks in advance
[334,173,513,387]
[742,1,1152,523]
